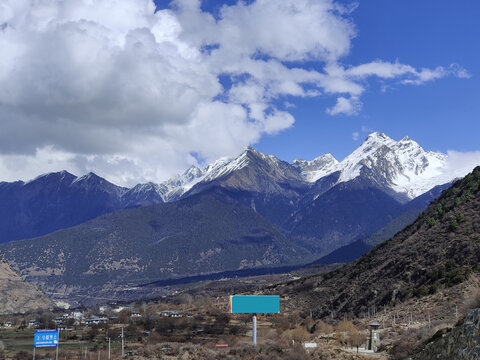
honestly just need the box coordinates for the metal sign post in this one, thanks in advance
[229,295,280,345]
[252,314,257,345]
[121,327,124,358]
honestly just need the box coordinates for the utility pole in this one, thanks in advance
[108,338,111,360]
[121,327,124,358]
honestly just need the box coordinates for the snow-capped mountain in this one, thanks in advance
[153,132,455,202]
[153,146,303,201]
[333,132,448,200]
[0,131,473,246]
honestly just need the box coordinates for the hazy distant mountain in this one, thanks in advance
[362,181,453,248]
[286,176,404,255]
[308,181,453,263]
[0,171,127,243]
[0,132,467,305]
[0,191,310,302]
[281,166,480,318]
[0,133,462,256]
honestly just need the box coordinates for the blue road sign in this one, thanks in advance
[230,295,280,314]
[34,329,59,348]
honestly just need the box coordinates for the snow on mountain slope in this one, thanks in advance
[292,154,339,182]
[335,132,448,199]
[157,146,299,200]
[156,132,467,202]
[122,182,168,206]
[70,132,471,205]
[72,172,128,198]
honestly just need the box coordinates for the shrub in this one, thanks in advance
[429,283,439,295]
[436,204,444,217]
[314,320,333,335]
[426,217,437,227]
[283,326,310,343]
[390,327,430,360]
[445,268,468,287]
[449,220,459,232]
[413,286,429,298]
[336,320,356,333]
[335,320,357,345]
[348,329,367,351]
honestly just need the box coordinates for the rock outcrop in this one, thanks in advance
[0,258,52,315]
[414,308,480,360]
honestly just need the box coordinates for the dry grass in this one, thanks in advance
[462,273,480,312]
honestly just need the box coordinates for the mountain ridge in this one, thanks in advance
[0,132,470,254]
[279,166,480,318]
[0,190,312,303]
[1,132,463,207]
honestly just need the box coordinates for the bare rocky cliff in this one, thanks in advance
[414,308,480,360]
[0,258,52,315]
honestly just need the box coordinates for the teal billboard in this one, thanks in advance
[230,295,280,314]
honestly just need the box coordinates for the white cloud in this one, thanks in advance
[352,132,360,141]
[402,64,470,85]
[0,0,470,185]
[327,96,362,116]
[442,150,480,180]
[284,101,296,109]
[345,61,416,78]
[361,125,373,133]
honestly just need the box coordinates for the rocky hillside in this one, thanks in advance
[414,308,480,360]
[0,258,52,314]
[278,166,480,318]
[0,191,310,303]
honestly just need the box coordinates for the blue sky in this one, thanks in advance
[254,1,480,162]
[0,0,479,185]
[152,0,479,162]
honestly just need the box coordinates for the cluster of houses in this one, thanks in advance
[1,305,182,329]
